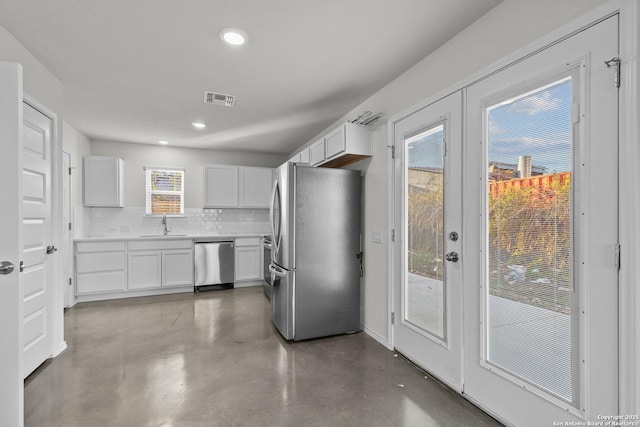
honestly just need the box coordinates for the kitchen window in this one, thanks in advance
[144,166,185,215]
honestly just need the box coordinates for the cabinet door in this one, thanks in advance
[309,139,326,166]
[239,167,273,208]
[299,147,310,164]
[83,156,123,207]
[288,153,301,163]
[324,125,346,159]
[162,250,194,287]
[128,251,162,289]
[204,165,239,207]
[235,246,261,281]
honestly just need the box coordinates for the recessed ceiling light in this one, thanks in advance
[158,140,169,145]
[191,122,206,129]
[219,28,248,46]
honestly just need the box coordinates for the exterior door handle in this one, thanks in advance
[445,252,459,262]
[46,245,58,255]
[0,261,15,275]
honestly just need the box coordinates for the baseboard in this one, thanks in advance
[53,340,67,357]
[234,280,263,288]
[362,324,389,348]
[75,286,192,303]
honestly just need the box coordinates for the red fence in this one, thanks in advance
[489,172,572,197]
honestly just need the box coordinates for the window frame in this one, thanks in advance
[144,166,185,216]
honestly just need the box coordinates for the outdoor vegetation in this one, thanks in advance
[407,172,572,314]
[488,174,572,314]
[407,184,443,281]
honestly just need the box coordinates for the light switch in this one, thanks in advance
[372,228,383,244]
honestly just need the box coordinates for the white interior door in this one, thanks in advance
[463,16,618,425]
[62,151,73,307]
[22,101,54,378]
[392,91,463,390]
[0,61,24,427]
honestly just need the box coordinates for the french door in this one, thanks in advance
[393,15,619,425]
[392,91,463,390]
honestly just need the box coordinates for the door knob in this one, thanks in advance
[445,252,459,262]
[0,261,15,275]
[46,245,58,255]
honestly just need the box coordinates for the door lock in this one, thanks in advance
[445,252,459,263]
[449,231,459,241]
[46,245,58,255]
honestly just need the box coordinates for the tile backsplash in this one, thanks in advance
[75,207,269,237]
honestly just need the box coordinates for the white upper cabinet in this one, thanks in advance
[83,156,124,207]
[288,147,310,164]
[203,165,239,208]
[322,122,371,168]
[324,125,346,159]
[309,138,326,166]
[299,147,310,164]
[303,122,372,169]
[204,165,273,208]
[239,167,273,208]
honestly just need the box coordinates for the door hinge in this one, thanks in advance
[615,243,621,270]
[605,57,621,88]
[391,229,395,242]
[68,222,72,230]
[391,312,395,325]
[390,145,395,159]
[19,261,24,273]
[69,278,72,286]
[68,167,72,175]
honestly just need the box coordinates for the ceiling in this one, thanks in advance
[0,0,501,155]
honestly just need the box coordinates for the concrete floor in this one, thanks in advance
[25,287,502,427]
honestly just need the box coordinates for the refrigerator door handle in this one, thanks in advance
[269,263,287,277]
[269,179,279,255]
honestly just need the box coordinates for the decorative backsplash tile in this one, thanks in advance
[77,207,269,237]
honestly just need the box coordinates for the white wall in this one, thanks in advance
[290,0,609,343]
[90,139,286,208]
[62,123,91,207]
[0,24,66,356]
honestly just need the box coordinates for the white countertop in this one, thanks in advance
[74,232,268,242]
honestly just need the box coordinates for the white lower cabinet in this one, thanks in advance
[75,241,126,294]
[75,238,193,300]
[127,240,193,290]
[234,237,262,283]
[76,235,264,300]
[163,250,194,287]
[128,251,162,289]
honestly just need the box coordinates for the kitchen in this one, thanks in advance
[1,1,639,426]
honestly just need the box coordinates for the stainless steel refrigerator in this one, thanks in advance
[269,163,361,341]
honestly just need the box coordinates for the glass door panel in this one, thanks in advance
[485,77,576,402]
[405,125,446,339]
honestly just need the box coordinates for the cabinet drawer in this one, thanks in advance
[325,126,346,159]
[76,252,125,273]
[235,237,260,247]
[76,271,126,294]
[76,241,125,253]
[128,239,193,251]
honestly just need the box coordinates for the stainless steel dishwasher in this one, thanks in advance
[194,239,235,291]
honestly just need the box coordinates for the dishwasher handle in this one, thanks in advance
[269,263,287,277]
[195,240,234,247]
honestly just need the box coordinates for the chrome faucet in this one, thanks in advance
[161,213,171,235]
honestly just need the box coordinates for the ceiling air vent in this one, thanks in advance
[203,91,235,107]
